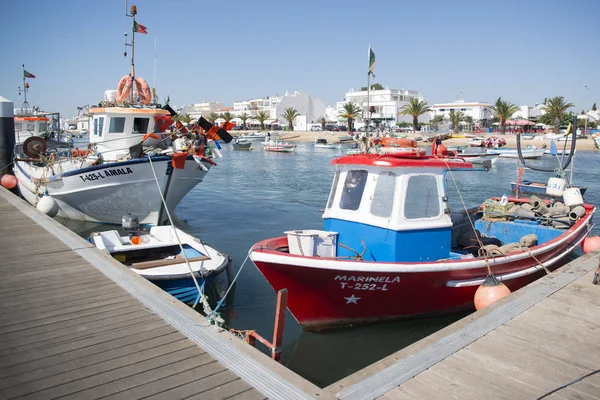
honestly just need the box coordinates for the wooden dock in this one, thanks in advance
[327,250,600,399]
[0,187,335,400]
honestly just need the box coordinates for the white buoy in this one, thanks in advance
[37,194,59,217]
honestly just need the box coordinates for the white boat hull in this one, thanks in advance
[487,148,546,159]
[14,155,211,225]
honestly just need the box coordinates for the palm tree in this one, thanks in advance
[221,112,234,123]
[178,114,193,127]
[543,96,574,133]
[449,110,465,135]
[490,97,519,135]
[320,117,326,132]
[239,112,250,130]
[399,98,429,132]
[281,108,300,131]
[430,115,445,131]
[254,111,270,130]
[207,112,219,124]
[339,102,362,132]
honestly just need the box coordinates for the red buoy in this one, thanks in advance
[582,236,600,254]
[1,174,17,189]
[474,274,511,310]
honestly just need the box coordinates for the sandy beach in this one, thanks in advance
[238,131,599,151]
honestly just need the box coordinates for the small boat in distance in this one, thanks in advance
[487,147,545,159]
[314,138,342,149]
[264,138,296,153]
[239,132,267,141]
[232,138,252,150]
[460,153,499,165]
[511,180,588,199]
[91,222,232,305]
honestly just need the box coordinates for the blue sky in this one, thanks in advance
[1,0,598,117]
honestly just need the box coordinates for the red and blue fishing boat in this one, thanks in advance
[249,140,595,331]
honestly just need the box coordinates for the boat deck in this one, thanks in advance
[0,187,333,400]
[327,250,600,399]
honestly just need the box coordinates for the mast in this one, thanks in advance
[124,1,138,103]
[19,64,29,115]
[366,46,371,134]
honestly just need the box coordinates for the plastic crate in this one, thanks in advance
[483,201,515,218]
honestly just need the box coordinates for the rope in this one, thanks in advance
[205,250,252,324]
[440,158,493,275]
[147,155,206,309]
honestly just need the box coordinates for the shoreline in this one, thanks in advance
[235,131,599,151]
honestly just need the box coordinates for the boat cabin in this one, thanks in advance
[89,106,171,161]
[322,154,475,262]
[14,113,61,144]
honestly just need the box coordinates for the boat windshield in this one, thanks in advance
[133,117,150,134]
[404,174,441,219]
[326,171,340,209]
[340,170,368,211]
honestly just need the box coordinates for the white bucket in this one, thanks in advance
[563,187,584,207]
[104,89,118,102]
[546,177,566,196]
[285,230,338,257]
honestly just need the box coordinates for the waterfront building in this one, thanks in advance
[429,100,493,128]
[179,101,224,120]
[335,87,426,129]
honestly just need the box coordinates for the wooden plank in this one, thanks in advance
[99,360,228,400]
[15,342,203,399]
[57,352,216,400]
[0,281,121,311]
[0,319,175,370]
[0,292,133,328]
[228,389,269,400]
[0,303,143,344]
[2,345,200,399]
[0,313,158,357]
[0,298,142,336]
[0,270,107,298]
[187,378,258,400]
[382,376,460,400]
[142,370,243,400]
[0,331,185,382]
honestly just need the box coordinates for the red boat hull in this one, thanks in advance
[250,216,591,331]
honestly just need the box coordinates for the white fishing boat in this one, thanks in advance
[240,132,267,141]
[486,147,545,159]
[264,138,296,153]
[91,218,232,305]
[13,6,232,225]
[314,138,342,149]
[460,153,499,165]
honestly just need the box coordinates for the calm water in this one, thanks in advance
[61,140,600,387]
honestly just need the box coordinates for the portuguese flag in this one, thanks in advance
[24,70,36,79]
[134,20,147,34]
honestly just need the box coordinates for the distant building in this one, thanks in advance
[179,101,224,120]
[512,104,543,120]
[335,87,426,129]
[429,100,493,128]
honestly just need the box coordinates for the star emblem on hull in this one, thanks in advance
[344,294,361,304]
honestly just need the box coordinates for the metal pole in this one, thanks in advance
[0,96,15,176]
[271,289,288,362]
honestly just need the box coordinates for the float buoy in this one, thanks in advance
[474,274,511,310]
[131,236,142,245]
[36,193,59,217]
[582,236,600,254]
[1,174,17,189]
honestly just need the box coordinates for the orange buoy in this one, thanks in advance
[474,274,511,310]
[1,174,17,189]
[131,236,142,245]
[582,236,600,254]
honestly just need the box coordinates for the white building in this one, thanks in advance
[429,100,493,127]
[335,87,426,129]
[179,101,224,120]
[233,90,326,129]
[512,104,543,120]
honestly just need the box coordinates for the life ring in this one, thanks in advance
[116,75,133,102]
[135,77,152,105]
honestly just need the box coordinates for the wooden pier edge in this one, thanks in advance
[0,187,335,400]
[326,249,600,400]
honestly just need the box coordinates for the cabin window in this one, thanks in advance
[26,123,35,131]
[371,172,395,218]
[14,123,22,131]
[109,117,126,133]
[93,117,104,137]
[404,175,440,219]
[326,171,340,209]
[38,122,48,132]
[133,118,150,134]
[340,170,368,211]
